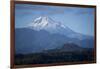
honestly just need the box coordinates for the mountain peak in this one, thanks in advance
[34,16,48,23]
[27,16,78,38]
[28,16,64,31]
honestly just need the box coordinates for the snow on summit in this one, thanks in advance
[28,16,67,31]
[27,16,84,39]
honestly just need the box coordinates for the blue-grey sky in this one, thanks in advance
[15,4,95,36]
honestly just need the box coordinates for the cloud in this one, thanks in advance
[15,4,65,16]
[74,8,94,15]
[75,11,94,15]
[15,4,78,16]
[48,10,64,15]
[15,4,48,11]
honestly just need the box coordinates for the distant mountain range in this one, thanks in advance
[15,16,94,54]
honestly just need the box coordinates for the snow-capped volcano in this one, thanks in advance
[28,16,66,30]
[15,16,94,54]
[28,16,75,36]
[26,16,93,40]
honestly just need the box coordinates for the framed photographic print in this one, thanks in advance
[11,1,96,68]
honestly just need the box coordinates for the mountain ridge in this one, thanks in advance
[15,16,94,54]
[25,16,92,39]
[15,28,94,54]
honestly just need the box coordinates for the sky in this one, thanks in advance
[15,4,95,36]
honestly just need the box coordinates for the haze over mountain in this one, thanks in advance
[15,16,94,54]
